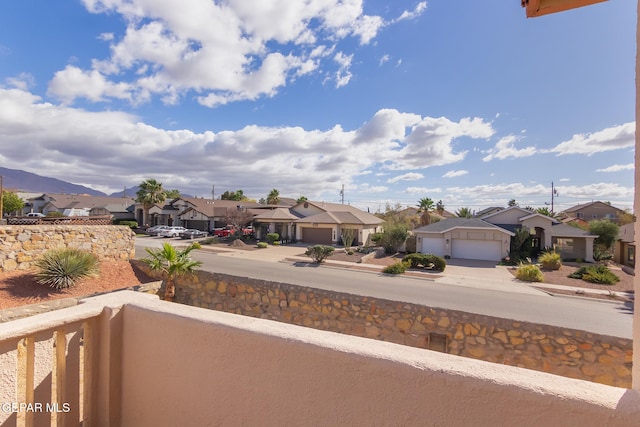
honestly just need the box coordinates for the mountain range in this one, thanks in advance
[0,167,138,197]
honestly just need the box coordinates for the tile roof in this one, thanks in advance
[414,218,512,234]
[43,194,136,211]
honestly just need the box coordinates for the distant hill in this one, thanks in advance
[109,186,139,198]
[0,167,106,196]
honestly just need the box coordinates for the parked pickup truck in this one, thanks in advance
[213,225,254,238]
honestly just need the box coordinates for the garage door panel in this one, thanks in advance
[452,239,501,261]
[301,228,332,244]
[421,237,445,257]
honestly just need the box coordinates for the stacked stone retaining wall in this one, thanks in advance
[135,262,633,388]
[0,225,136,272]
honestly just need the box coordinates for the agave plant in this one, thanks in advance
[142,242,202,301]
[35,248,100,289]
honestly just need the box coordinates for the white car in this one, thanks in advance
[159,226,187,238]
[26,212,45,217]
[146,225,171,236]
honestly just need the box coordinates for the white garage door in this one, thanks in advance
[420,237,446,257]
[451,239,501,261]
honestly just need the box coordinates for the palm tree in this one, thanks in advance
[136,178,166,226]
[142,242,203,302]
[536,207,556,218]
[266,188,280,205]
[455,207,472,218]
[417,197,435,226]
[436,200,445,216]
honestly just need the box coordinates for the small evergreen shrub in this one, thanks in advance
[118,220,138,229]
[46,211,64,217]
[191,242,202,250]
[383,261,410,274]
[35,248,100,289]
[272,241,281,246]
[515,264,543,282]
[200,237,218,245]
[539,251,562,270]
[305,245,335,263]
[266,233,280,244]
[257,242,268,248]
[569,265,619,285]
[401,253,446,271]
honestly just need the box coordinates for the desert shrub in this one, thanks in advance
[118,220,138,229]
[305,245,335,263]
[257,242,268,248]
[346,249,354,255]
[356,246,375,254]
[515,264,543,282]
[200,237,218,245]
[401,253,446,271]
[539,251,561,270]
[46,211,64,217]
[190,242,202,250]
[383,261,410,274]
[35,248,100,289]
[569,265,619,285]
[272,241,281,246]
[370,233,384,245]
[266,233,280,244]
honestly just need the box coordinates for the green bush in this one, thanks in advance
[272,241,281,246]
[569,265,619,285]
[515,264,543,282]
[266,233,280,244]
[539,251,561,270]
[46,211,64,217]
[257,242,268,248]
[200,237,218,245]
[35,248,100,289]
[401,253,446,271]
[118,220,138,229]
[383,261,410,274]
[305,245,335,263]
[190,242,202,250]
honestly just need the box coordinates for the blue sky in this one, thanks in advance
[0,0,635,214]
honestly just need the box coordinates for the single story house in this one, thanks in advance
[27,193,136,221]
[414,206,597,262]
[254,201,384,245]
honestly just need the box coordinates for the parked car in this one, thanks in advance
[213,225,254,238]
[180,229,208,239]
[146,225,171,236]
[26,212,45,217]
[159,226,187,238]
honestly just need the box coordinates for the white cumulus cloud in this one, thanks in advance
[548,122,635,156]
[482,135,537,162]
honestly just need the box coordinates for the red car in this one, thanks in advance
[213,225,254,238]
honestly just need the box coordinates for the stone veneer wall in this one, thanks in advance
[135,262,633,388]
[0,225,135,272]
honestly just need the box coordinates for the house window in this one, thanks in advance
[576,212,583,219]
[628,246,635,265]
[554,238,574,253]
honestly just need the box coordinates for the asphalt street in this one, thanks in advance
[135,240,633,338]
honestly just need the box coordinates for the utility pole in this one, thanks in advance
[340,184,344,204]
[211,185,215,200]
[546,181,559,214]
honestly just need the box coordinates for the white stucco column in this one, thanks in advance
[584,238,594,263]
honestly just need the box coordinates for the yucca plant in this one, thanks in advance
[35,248,100,289]
[142,242,202,301]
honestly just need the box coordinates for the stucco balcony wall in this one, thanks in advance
[0,292,638,426]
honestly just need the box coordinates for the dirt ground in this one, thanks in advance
[0,261,155,309]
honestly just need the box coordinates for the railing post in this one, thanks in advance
[17,336,35,427]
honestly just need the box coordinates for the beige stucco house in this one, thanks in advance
[560,201,626,224]
[414,206,596,262]
[253,201,383,245]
